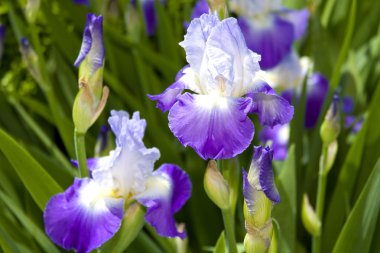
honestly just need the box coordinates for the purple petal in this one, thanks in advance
[280,8,309,40]
[242,169,256,212]
[305,72,329,128]
[248,83,294,127]
[184,0,209,29]
[343,96,354,114]
[168,93,254,160]
[136,164,191,238]
[141,0,157,36]
[74,14,104,74]
[44,178,124,253]
[179,14,220,73]
[238,15,294,70]
[250,146,280,203]
[148,66,190,112]
[260,124,289,161]
[73,0,89,5]
[0,25,5,59]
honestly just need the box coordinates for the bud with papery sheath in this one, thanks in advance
[204,160,230,210]
[320,94,340,145]
[20,38,42,83]
[73,14,109,134]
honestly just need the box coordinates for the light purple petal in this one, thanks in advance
[44,178,124,253]
[250,146,280,203]
[148,66,190,112]
[238,15,294,70]
[242,169,256,212]
[260,124,289,161]
[305,72,329,128]
[135,164,191,238]
[179,14,220,73]
[168,93,254,160]
[248,83,294,127]
[74,14,104,74]
[280,8,309,40]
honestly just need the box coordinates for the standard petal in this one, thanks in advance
[179,14,220,73]
[248,83,294,127]
[44,178,124,253]
[238,15,294,70]
[280,8,309,40]
[249,146,280,203]
[260,124,289,161]
[168,93,254,160]
[135,164,191,239]
[204,17,261,96]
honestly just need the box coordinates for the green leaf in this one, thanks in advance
[0,225,23,253]
[213,232,226,253]
[0,128,62,210]
[272,145,296,253]
[332,159,380,253]
[0,191,60,253]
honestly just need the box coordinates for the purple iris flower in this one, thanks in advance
[73,0,89,5]
[44,111,192,253]
[230,0,309,70]
[184,0,209,29]
[149,14,294,160]
[74,14,104,73]
[130,0,165,36]
[0,25,5,62]
[260,124,289,161]
[243,146,280,206]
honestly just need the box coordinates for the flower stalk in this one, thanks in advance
[74,130,89,178]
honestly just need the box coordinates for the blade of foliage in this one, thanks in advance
[213,232,226,253]
[332,159,380,253]
[0,128,62,210]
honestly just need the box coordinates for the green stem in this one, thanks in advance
[221,208,238,253]
[312,146,329,253]
[74,131,89,178]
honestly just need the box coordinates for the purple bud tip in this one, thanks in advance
[20,37,30,51]
[0,25,6,40]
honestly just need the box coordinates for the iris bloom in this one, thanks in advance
[149,14,293,160]
[229,0,309,69]
[44,111,192,253]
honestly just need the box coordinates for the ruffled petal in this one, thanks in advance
[74,14,104,74]
[204,17,261,96]
[135,164,191,239]
[305,73,329,128]
[280,8,309,40]
[248,82,294,127]
[44,178,124,253]
[249,146,280,203]
[238,15,294,70]
[168,93,254,160]
[179,14,220,73]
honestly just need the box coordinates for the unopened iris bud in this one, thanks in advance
[204,160,230,210]
[20,38,42,83]
[243,146,280,253]
[25,0,41,23]
[73,14,109,134]
[302,194,321,236]
[320,94,340,145]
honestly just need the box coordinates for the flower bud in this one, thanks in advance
[322,140,338,175]
[73,14,108,134]
[20,38,42,83]
[204,160,230,210]
[25,0,41,23]
[301,194,321,236]
[244,220,273,253]
[320,94,340,145]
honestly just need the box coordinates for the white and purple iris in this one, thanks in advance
[230,0,309,70]
[44,111,192,253]
[149,14,294,160]
[243,146,280,206]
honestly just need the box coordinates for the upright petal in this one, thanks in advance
[44,178,124,253]
[260,124,289,160]
[205,17,261,96]
[280,8,309,40]
[135,164,191,238]
[248,82,294,127]
[168,93,254,160]
[179,14,220,74]
[238,15,294,70]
